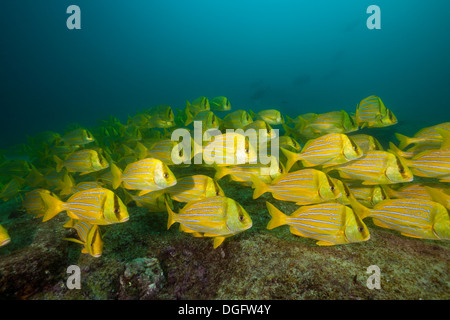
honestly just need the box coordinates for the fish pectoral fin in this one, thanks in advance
[64,238,85,245]
[400,232,424,239]
[372,219,395,230]
[289,226,307,238]
[191,232,204,238]
[179,224,197,234]
[138,189,153,196]
[213,236,226,249]
[316,240,336,246]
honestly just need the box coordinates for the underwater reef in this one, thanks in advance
[0,164,448,300]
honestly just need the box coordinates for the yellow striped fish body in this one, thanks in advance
[95,168,114,187]
[354,198,450,240]
[40,188,129,224]
[214,156,284,186]
[325,151,413,185]
[202,132,258,166]
[210,96,231,111]
[72,181,104,194]
[166,196,252,248]
[381,183,438,200]
[0,177,23,202]
[42,168,66,190]
[355,95,397,128]
[0,159,32,178]
[145,105,175,121]
[146,139,192,165]
[350,134,383,153]
[330,178,351,205]
[282,133,363,171]
[348,185,388,208]
[167,175,224,203]
[148,114,176,129]
[61,128,95,146]
[222,110,253,129]
[388,142,440,159]
[127,113,151,128]
[47,144,80,159]
[121,125,142,142]
[128,189,172,212]
[266,202,370,246]
[394,122,450,149]
[252,109,284,125]
[304,110,358,135]
[0,224,10,247]
[251,169,341,205]
[22,189,60,218]
[54,149,109,175]
[66,221,103,258]
[111,158,177,194]
[402,149,450,181]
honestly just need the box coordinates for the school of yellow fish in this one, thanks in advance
[0,94,449,256]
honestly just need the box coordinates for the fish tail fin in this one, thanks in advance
[40,192,65,222]
[249,109,257,119]
[424,186,446,205]
[348,193,371,219]
[110,163,123,190]
[250,174,269,199]
[266,201,287,230]
[213,165,228,180]
[436,128,450,149]
[282,124,294,137]
[165,199,176,230]
[388,142,405,157]
[380,184,397,199]
[59,172,74,196]
[280,147,299,172]
[395,133,412,150]
[135,142,148,160]
[53,155,64,173]
[285,115,294,125]
[185,106,193,126]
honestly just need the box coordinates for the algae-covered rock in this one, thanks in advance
[118,257,165,299]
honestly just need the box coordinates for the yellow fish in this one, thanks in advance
[0,224,10,247]
[125,189,173,212]
[347,185,389,208]
[243,120,277,142]
[186,97,210,115]
[111,158,177,195]
[381,183,440,201]
[395,122,450,149]
[388,141,440,159]
[40,188,129,224]
[64,221,103,258]
[0,177,23,202]
[400,148,450,182]
[214,156,284,186]
[266,202,370,246]
[324,151,413,185]
[250,109,284,125]
[251,168,341,205]
[210,96,231,111]
[349,197,450,240]
[139,139,193,165]
[54,149,109,175]
[278,135,302,152]
[349,134,383,153]
[146,105,176,128]
[185,110,221,129]
[355,95,397,128]
[330,178,351,205]
[222,110,253,129]
[166,175,224,203]
[60,128,95,146]
[22,188,60,219]
[299,110,358,138]
[166,196,252,248]
[127,113,152,128]
[281,133,363,172]
[202,132,258,166]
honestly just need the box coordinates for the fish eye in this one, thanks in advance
[216,190,220,196]
[330,185,335,191]
[358,227,364,232]
[238,214,245,222]
[179,149,183,157]
[164,173,169,179]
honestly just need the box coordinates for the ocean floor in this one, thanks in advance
[0,165,449,300]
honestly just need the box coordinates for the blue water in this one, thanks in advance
[1,0,449,148]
